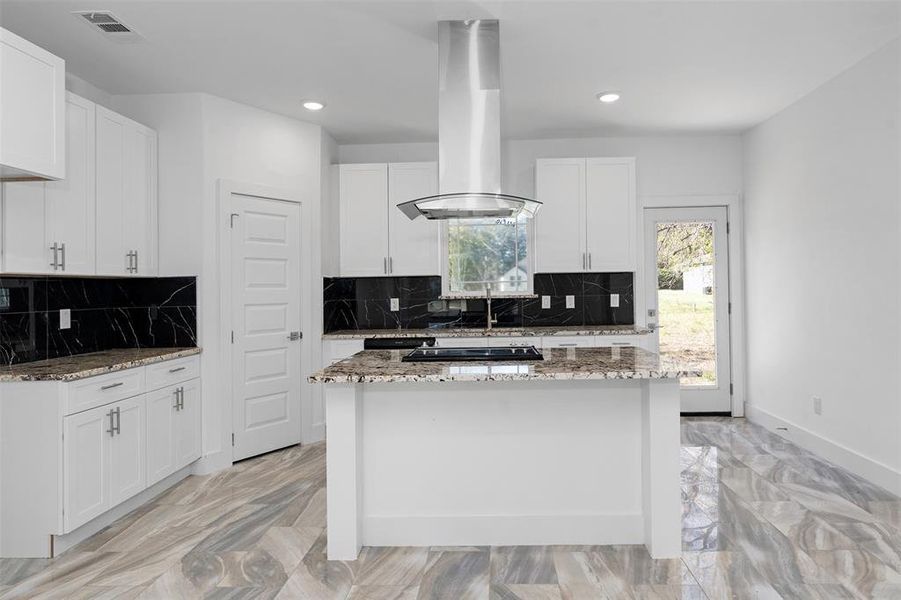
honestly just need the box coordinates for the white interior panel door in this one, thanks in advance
[231,194,302,461]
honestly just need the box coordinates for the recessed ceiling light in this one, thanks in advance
[597,92,621,104]
[302,100,325,111]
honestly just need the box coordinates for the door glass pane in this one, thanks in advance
[656,221,717,387]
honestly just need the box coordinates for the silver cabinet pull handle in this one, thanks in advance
[133,250,138,273]
[179,388,185,410]
[114,407,121,435]
[389,256,393,274]
[588,252,592,270]
[612,342,632,346]
[581,252,585,270]
[50,243,59,270]
[383,257,387,274]
[559,343,577,347]
[106,410,116,437]
[168,366,186,373]
[101,382,124,390]
[59,242,66,271]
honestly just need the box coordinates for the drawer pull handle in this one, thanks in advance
[168,366,186,373]
[101,382,124,391]
[559,343,577,347]
[612,342,632,346]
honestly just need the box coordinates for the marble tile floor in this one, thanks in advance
[2,417,901,599]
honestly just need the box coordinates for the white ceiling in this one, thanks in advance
[1,1,898,143]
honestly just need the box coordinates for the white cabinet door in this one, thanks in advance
[46,94,96,275]
[585,158,637,272]
[96,107,157,276]
[1,93,96,275]
[63,404,110,532]
[0,27,65,180]
[108,396,146,507]
[339,163,389,276]
[535,158,587,273]
[174,379,201,470]
[95,106,128,276]
[1,181,47,273]
[388,162,438,276]
[123,123,157,276]
[146,386,177,486]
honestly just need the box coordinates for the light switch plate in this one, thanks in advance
[565,295,575,309]
[390,298,400,311]
[541,295,551,309]
[59,309,71,329]
[610,294,620,308]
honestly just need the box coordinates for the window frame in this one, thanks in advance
[439,217,536,298]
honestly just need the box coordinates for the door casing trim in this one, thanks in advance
[638,194,746,417]
[217,179,309,466]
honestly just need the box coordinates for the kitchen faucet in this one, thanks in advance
[486,286,498,330]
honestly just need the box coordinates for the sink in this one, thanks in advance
[402,346,543,362]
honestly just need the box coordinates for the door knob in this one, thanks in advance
[287,331,302,341]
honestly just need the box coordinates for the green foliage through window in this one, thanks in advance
[447,217,530,293]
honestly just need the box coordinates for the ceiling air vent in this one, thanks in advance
[73,11,143,42]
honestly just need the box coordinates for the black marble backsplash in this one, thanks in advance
[0,276,197,365]
[324,273,634,332]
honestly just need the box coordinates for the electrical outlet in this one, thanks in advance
[565,295,575,309]
[541,295,551,309]
[610,294,620,308]
[59,309,71,329]
[390,298,400,311]
[813,396,822,415]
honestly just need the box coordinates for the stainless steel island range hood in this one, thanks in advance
[397,20,541,221]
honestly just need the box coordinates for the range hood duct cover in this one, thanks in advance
[397,20,541,221]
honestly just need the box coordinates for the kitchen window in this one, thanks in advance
[443,215,534,296]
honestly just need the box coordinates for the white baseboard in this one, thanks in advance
[193,450,233,475]
[53,465,193,556]
[363,513,644,547]
[745,403,901,496]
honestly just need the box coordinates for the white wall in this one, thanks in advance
[743,40,901,492]
[114,92,329,472]
[338,136,744,199]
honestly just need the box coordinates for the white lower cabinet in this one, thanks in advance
[63,404,110,531]
[147,379,202,486]
[0,354,201,556]
[107,396,146,508]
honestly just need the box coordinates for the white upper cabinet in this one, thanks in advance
[95,106,158,276]
[534,157,637,273]
[339,163,389,276]
[2,93,96,274]
[0,27,66,181]
[339,161,439,277]
[585,158,637,272]
[388,162,438,276]
[535,158,587,273]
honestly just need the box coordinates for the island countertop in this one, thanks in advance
[0,347,202,382]
[322,324,649,340]
[309,346,699,384]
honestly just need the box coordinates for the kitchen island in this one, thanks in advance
[309,346,697,561]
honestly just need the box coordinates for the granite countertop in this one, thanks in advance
[309,346,700,384]
[0,347,202,382]
[322,325,649,340]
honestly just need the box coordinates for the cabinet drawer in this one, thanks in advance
[147,355,200,390]
[66,368,145,416]
[541,335,595,348]
[593,335,639,348]
[487,336,542,348]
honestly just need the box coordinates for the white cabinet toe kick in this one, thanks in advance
[0,355,201,558]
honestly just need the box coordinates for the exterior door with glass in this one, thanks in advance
[644,207,731,413]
